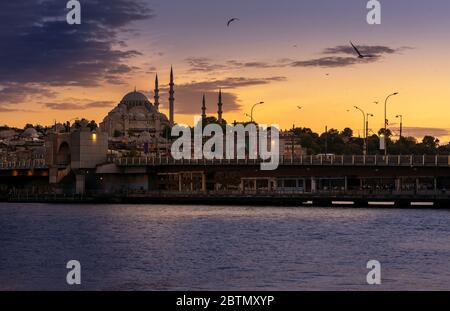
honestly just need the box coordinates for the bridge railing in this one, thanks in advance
[0,159,47,170]
[112,155,450,167]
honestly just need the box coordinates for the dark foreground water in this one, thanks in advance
[1,203,450,291]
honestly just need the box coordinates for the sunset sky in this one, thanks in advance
[1,0,450,142]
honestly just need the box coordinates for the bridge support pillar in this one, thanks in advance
[75,174,85,195]
[49,167,58,184]
[202,173,206,192]
[395,178,401,192]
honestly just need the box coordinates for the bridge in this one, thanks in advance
[2,155,450,208]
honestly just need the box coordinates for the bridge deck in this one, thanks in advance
[2,155,450,170]
[113,155,450,167]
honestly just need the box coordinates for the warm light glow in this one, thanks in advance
[92,133,97,142]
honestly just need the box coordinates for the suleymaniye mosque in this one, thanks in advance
[99,67,175,139]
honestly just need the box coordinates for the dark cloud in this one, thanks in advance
[44,102,83,110]
[291,44,406,68]
[186,44,405,72]
[171,89,239,116]
[398,127,450,138]
[173,77,287,91]
[226,60,281,69]
[291,56,378,68]
[43,100,115,111]
[0,84,57,112]
[0,107,35,113]
[186,58,229,72]
[0,84,56,104]
[158,76,286,115]
[0,1,153,88]
[186,58,287,72]
[323,45,398,56]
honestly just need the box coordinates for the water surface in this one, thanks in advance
[1,203,450,290]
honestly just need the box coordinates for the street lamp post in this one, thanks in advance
[250,101,264,123]
[366,113,374,155]
[354,106,367,155]
[384,92,399,155]
[396,115,403,139]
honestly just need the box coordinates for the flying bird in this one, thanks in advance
[350,41,373,58]
[227,18,239,27]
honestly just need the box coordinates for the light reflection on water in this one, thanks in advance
[0,203,450,290]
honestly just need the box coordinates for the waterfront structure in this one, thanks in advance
[45,120,108,170]
[44,119,108,193]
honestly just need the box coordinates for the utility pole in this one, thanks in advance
[366,113,374,155]
[396,115,403,139]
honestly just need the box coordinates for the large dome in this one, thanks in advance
[120,91,152,110]
[122,91,149,102]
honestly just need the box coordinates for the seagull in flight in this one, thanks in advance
[227,18,239,27]
[350,41,373,58]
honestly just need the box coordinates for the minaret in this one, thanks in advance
[154,74,160,111]
[217,89,223,123]
[201,94,207,121]
[169,66,175,125]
